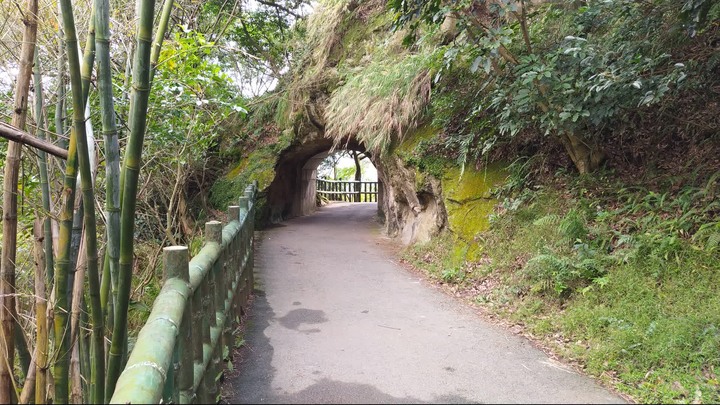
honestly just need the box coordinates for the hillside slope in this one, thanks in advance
[211,1,720,402]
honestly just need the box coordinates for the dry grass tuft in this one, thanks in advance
[287,1,349,123]
[325,54,434,154]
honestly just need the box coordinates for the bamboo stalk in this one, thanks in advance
[67,200,83,311]
[54,0,97,401]
[32,219,49,404]
[14,327,31,386]
[0,123,69,160]
[105,0,157,398]
[52,128,78,405]
[69,339,82,404]
[20,219,46,404]
[96,0,121,364]
[0,0,38,401]
[150,0,175,82]
[76,3,106,402]
[69,234,86,403]
[32,50,56,291]
[81,3,96,102]
[79,297,91,400]
[31,53,54,404]
[56,5,67,155]
[18,346,37,404]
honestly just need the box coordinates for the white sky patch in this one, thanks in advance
[318,154,378,182]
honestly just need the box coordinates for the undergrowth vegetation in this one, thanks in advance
[403,165,720,403]
[388,3,720,400]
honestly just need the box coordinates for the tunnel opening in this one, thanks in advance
[263,136,385,224]
[315,150,378,204]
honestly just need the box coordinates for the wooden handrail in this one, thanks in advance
[109,182,258,404]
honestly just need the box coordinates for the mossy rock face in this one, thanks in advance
[211,148,278,210]
[442,163,507,260]
[396,125,450,178]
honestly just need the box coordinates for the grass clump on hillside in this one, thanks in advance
[325,51,436,153]
[402,167,720,404]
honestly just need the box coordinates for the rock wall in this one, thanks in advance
[220,1,506,248]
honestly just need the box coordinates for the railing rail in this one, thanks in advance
[316,179,378,203]
[110,182,258,404]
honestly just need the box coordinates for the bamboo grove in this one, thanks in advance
[0,0,193,402]
[2,0,307,401]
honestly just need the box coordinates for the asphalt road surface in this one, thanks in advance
[222,202,626,404]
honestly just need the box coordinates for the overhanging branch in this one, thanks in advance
[255,0,303,19]
[0,122,68,160]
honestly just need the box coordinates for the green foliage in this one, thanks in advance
[390,0,715,173]
[403,168,720,402]
[150,28,246,161]
[334,166,356,181]
[402,137,449,178]
[490,4,688,139]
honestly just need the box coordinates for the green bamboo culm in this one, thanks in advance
[67,1,95,321]
[32,48,52,405]
[51,120,78,405]
[55,4,67,158]
[105,0,156,399]
[56,1,104,403]
[32,48,55,311]
[81,2,96,103]
[95,0,121,394]
[80,2,106,403]
[150,0,175,82]
[53,0,81,401]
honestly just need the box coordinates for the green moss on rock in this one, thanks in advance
[442,163,507,260]
[210,148,278,210]
[397,125,450,178]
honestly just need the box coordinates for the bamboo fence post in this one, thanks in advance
[238,196,250,314]
[162,352,175,405]
[191,282,204,399]
[224,207,240,357]
[203,221,222,403]
[246,186,256,293]
[163,246,192,404]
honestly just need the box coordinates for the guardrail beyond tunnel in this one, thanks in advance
[316,179,379,203]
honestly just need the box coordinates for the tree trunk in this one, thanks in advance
[0,0,38,401]
[352,151,362,202]
[560,132,605,174]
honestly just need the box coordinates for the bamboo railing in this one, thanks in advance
[316,179,379,203]
[109,182,258,404]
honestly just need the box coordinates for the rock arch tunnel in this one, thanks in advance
[259,132,448,247]
[263,136,385,224]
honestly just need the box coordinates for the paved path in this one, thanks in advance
[222,203,625,404]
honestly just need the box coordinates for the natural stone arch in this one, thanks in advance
[264,135,384,223]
